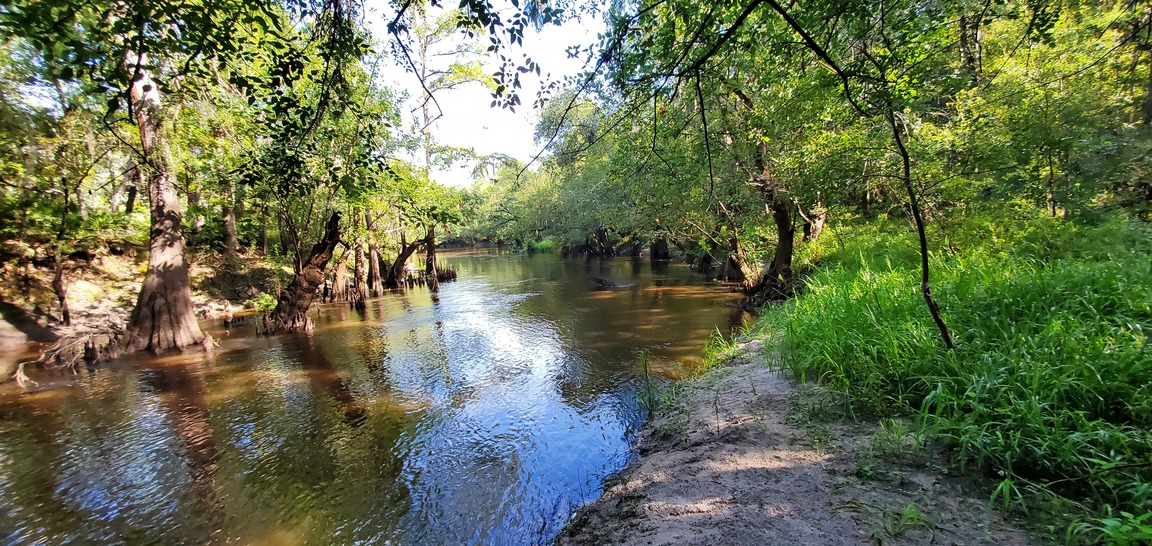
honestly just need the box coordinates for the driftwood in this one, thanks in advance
[37,323,126,369]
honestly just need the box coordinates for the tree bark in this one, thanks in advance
[352,232,367,309]
[730,88,797,304]
[269,212,342,334]
[124,167,140,215]
[767,199,795,282]
[385,232,423,288]
[425,225,439,292]
[123,53,204,353]
[331,259,348,302]
[367,243,382,297]
[223,205,239,256]
[650,237,671,261]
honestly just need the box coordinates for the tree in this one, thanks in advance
[1,0,275,351]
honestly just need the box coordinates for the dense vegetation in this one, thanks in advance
[1,0,1149,541]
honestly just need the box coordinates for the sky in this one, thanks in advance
[362,5,605,187]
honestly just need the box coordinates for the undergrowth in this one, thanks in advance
[759,205,1152,543]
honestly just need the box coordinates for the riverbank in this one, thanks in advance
[0,248,285,376]
[558,339,1039,545]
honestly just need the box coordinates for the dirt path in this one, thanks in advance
[559,340,1039,546]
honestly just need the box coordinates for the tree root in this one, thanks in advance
[37,323,126,370]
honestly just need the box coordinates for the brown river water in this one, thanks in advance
[0,250,746,545]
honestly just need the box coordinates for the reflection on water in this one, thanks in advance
[0,252,745,544]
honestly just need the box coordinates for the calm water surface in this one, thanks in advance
[0,251,745,545]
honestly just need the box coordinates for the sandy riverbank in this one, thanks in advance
[558,340,1039,546]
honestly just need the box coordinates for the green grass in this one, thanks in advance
[758,205,1152,542]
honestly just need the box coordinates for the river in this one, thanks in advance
[0,250,746,545]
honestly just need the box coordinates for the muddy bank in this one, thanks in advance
[559,340,1038,546]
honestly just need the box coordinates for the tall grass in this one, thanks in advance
[761,207,1152,540]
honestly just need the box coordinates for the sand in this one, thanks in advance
[559,340,1039,546]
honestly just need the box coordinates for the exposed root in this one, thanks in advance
[13,361,37,387]
[37,323,126,370]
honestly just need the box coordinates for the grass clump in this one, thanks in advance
[528,238,557,254]
[761,207,1152,541]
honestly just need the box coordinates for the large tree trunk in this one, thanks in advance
[269,212,342,334]
[331,259,348,302]
[367,242,382,297]
[385,232,423,288]
[124,175,139,215]
[425,225,439,292]
[650,237,671,261]
[736,174,797,306]
[123,53,204,353]
[730,89,798,306]
[768,200,795,281]
[223,204,239,256]
[352,233,367,309]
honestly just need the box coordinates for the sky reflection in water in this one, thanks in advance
[0,251,745,545]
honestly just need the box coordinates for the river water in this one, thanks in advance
[0,251,745,545]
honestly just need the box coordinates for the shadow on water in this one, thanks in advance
[0,250,747,544]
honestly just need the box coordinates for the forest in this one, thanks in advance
[0,0,1150,542]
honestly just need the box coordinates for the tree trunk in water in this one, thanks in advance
[123,53,204,353]
[650,237,671,261]
[352,235,367,309]
[720,237,757,289]
[888,110,955,349]
[697,237,715,273]
[269,212,342,334]
[385,233,422,288]
[367,243,382,297]
[425,225,439,292]
[331,259,348,302]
